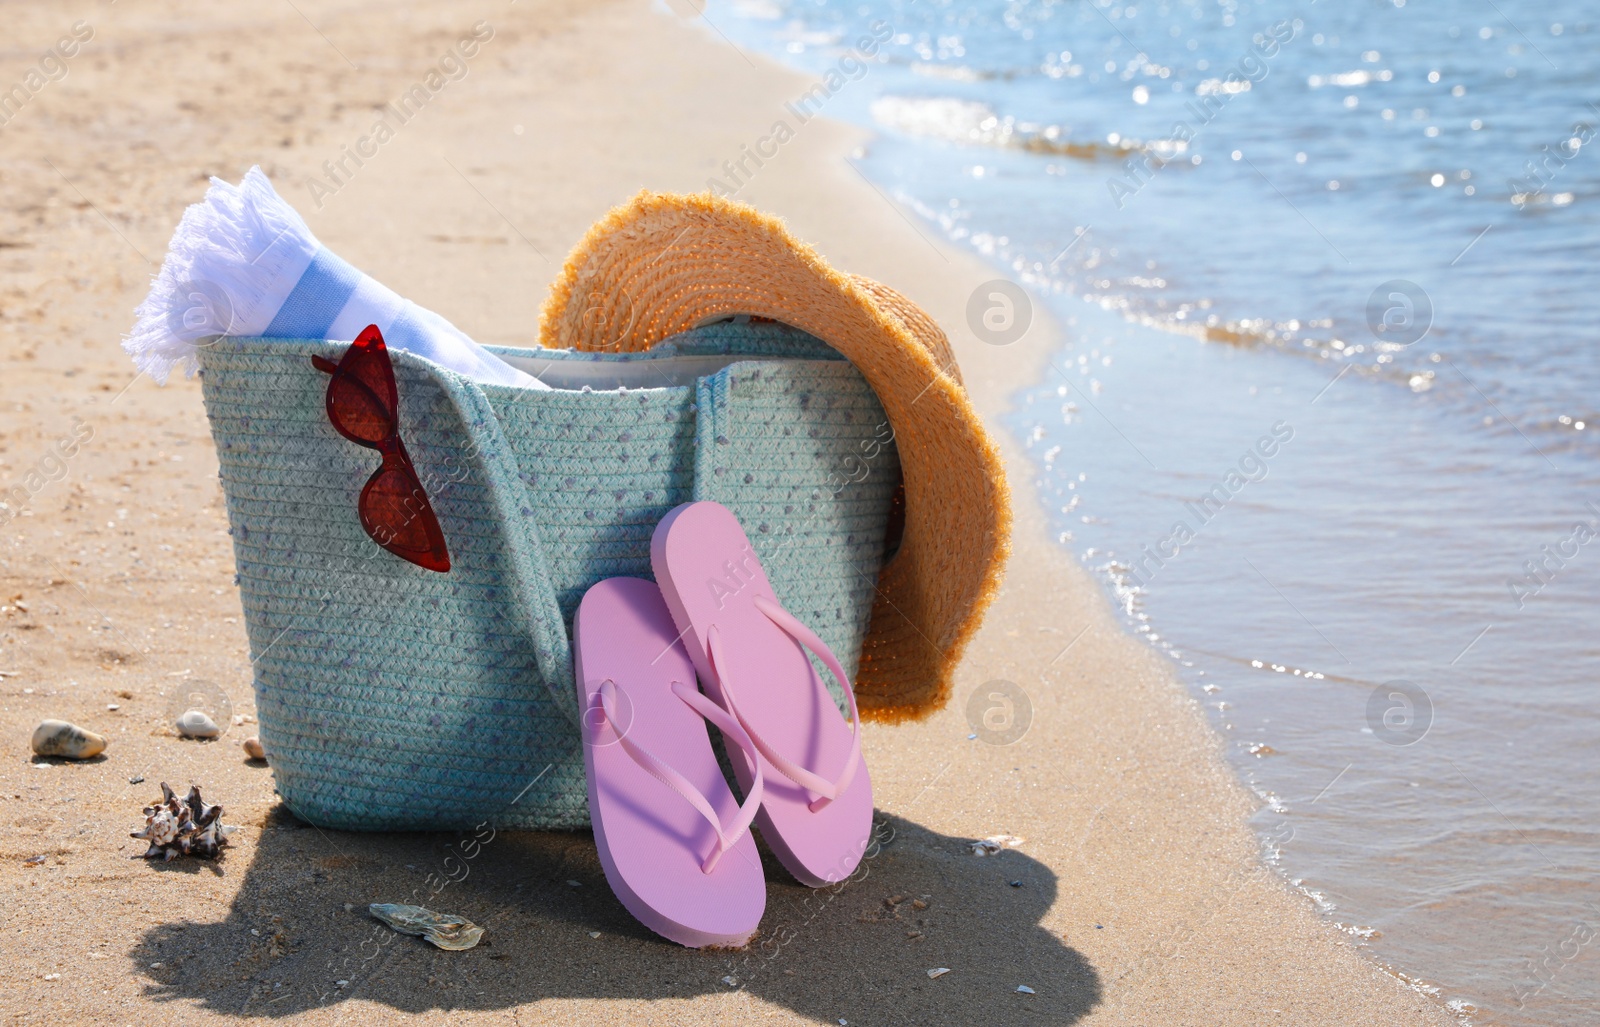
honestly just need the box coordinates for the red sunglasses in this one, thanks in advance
[311,325,451,573]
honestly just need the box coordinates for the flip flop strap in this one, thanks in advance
[706,595,862,813]
[592,679,764,873]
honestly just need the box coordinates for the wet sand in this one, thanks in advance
[0,1,1454,1023]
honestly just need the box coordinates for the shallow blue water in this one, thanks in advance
[708,1,1600,1022]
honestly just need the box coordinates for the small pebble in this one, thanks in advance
[1009,880,1023,888]
[336,980,349,989]
[721,975,738,987]
[587,931,601,939]
[175,709,220,739]
[242,736,266,761]
[23,854,45,867]
[927,967,952,979]
[1017,985,1036,995]
[128,775,145,785]
[107,704,119,711]
[42,973,59,981]
[566,880,582,888]
[31,719,107,759]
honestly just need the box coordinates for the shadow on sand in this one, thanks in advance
[132,807,1100,1023]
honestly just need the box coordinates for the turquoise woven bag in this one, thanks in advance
[199,320,901,830]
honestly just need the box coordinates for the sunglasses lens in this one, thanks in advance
[327,374,396,445]
[359,464,451,572]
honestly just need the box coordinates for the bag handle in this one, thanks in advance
[403,354,583,728]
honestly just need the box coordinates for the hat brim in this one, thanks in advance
[539,191,1011,723]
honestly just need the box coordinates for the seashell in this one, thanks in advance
[31,720,107,759]
[174,709,220,739]
[368,904,484,951]
[969,833,1025,856]
[241,736,265,761]
[130,782,235,861]
[927,967,952,979]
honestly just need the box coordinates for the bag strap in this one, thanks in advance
[590,678,765,873]
[411,357,583,727]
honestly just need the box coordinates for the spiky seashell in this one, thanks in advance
[130,782,235,861]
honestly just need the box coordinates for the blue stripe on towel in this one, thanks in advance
[384,304,435,359]
[263,247,361,339]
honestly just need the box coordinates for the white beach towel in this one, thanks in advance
[125,167,545,389]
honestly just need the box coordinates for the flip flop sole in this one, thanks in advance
[651,502,873,887]
[575,576,766,947]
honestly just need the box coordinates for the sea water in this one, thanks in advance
[708,1,1600,1022]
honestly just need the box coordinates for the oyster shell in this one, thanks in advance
[368,904,484,951]
[130,782,234,861]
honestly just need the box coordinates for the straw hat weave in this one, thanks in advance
[540,191,1011,722]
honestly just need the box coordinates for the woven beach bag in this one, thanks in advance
[199,319,902,830]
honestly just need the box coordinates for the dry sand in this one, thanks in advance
[0,1,1458,1023]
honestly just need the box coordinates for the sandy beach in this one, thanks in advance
[0,2,1457,1023]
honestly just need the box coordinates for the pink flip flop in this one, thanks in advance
[650,502,873,887]
[573,576,767,948]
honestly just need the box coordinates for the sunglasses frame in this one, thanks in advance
[311,325,452,573]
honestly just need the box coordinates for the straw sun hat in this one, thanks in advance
[540,191,1011,722]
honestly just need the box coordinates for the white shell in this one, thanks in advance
[31,720,107,759]
[969,833,1025,856]
[175,709,220,739]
